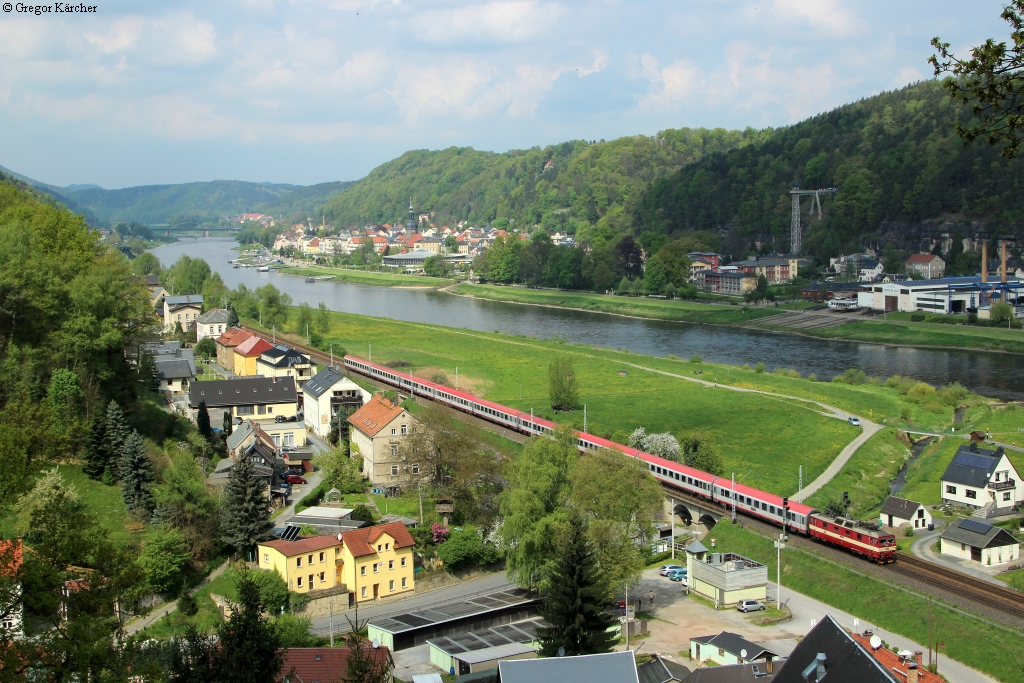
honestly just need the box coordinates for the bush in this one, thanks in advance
[177,590,198,617]
[900,405,912,421]
[647,550,673,566]
[833,368,866,385]
[254,569,290,614]
[351,504,376,523]
[807,373,817,382]
[938,382,969,407]
[903,526,915,537]
[139,527,190,594]
[907,382,936,401]
[194,337,216,358]
[435,530,502,573]
[755,362,765,374]
[275,613,316,646]
[689,355,702,363]
[773,367,800,378]
[910,314,925,322]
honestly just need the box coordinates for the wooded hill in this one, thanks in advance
[636,80,1024,259]
[321,128,764,242]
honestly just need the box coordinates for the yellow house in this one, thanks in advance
[233,335,275,377]
[163,294,204,332]
[257,521,415,601]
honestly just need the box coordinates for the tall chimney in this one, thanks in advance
[982,241,988,284]
[1001,239,1008,284]
[913,651,923,666]
[815,653,827,681]
[907,662,920,683]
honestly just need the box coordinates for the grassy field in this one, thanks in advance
[141,567,242,639]
[806,429,911,517]
[259,311,880,497]
[898,438,961,506]
[279,264,453,288]
[963,404,1024,441]
[710,522,1024,683]
[451,283,1024,355]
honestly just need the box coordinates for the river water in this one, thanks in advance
[152,238,1024,400]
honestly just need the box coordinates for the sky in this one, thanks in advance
[0,0,1013,188]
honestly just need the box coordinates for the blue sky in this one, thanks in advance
[0,0,1012,188]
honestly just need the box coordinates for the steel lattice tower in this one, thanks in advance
[790,183,837,255]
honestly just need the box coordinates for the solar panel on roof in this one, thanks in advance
[391,613,431,628]
[953,452,995,469]
[959,519,993,534]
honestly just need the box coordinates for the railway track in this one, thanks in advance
[888,553,1024,618]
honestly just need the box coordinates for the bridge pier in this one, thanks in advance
[662,491,722,536]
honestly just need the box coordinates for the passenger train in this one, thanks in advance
[343,355,896,563]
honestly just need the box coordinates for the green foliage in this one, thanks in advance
[254,568,290,614]
[220,451,274,554]
[423,255,451,277]
[118,430,155,515]
[139,526,189,593]
[273,613,316,647]
[195,337,217,359]
[435,529,501,572]
[177,589,198,617]
[350,504,376,524]
[162,254,211,295]
[83,413,109,480]
[535,512,617,657]
[256,284,292,329]
[548,354,580,411]
[215,570,285,683]
[637,81,1024,260]
[990,300,1015,323]
[196,400,213,440]
[678,429,724,476]
[154,448,222,562]
[316,302,331,334]
[297,302,314,337]
[833,368,867,385]
[313,447,365,493]
[754,362,765,374]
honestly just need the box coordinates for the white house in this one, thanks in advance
[163,294,203,332]
[941,443,1022,512]
[302,367,371,440]
[195,308,230,342]
[858,260,884,281]
[879,496,932,530]
[940,518,1020,565]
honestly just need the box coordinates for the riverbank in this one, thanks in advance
[449,283,1024,355]
[278,264,453,288]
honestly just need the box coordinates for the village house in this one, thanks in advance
[731,254,800,284]
[696,270,757,296]
[233,335,276,377]
[163,294,203,332]
[302,367,371,440]
[227,418,306,457]
[214,327,252,372]
[940,518,1020,566]
[195,308,230,342]
[348,395,419,485]
[879,496,933,530]
[0,540,23,638]
[256,345,315,386]
[905,253,945,279]
[277,646,393,683]
[689,632,778,668]
[190,376,298,422]
[940,443,1022,512]
[146,341,196,395]
[858,261,884,281]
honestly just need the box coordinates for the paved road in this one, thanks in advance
[307,571,513,634]
[792,418,884,502]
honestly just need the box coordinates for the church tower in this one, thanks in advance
[405,198,418,234]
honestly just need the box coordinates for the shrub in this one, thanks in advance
[900,405,912,421]
[938,382,969,407]
[833,368,866,385]
[351,504,376,523]
[431,522,450,544]
[689,355,702,363]
[194,337,216,358]
[924,401,945,414]
[431,372,450,386]
[755,362,765,374]
[139,527,189,594]
[807,373,817,382]
[435,530,502,572]
[907,382,936,401]
[177,590,198,617]
[903,526,915,537]
[910,314,925,322]
[275,613,316,646]
[773,368,800,378]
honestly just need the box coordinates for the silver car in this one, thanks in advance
[737,599,766,613]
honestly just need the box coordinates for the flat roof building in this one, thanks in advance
[428,618,544,676]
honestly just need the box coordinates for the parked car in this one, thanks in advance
[668,569,688,582]
[737,599,766,613]
[848,416,861,426]
[659,564,684,576]
[284,474,307,485]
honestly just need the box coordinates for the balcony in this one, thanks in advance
[989,479,1016,491]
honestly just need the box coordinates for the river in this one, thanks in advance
[152,238,1024,400]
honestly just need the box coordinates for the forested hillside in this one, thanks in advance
[636,81,1024,261]
[321,127,764,238]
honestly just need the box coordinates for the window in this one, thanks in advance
[966,489,977,499]
[263,554,269,564]
[412,464,419,474]
[237,405,254,416]
[268,406,273,414]
[308,554,313,565]
[390,445,397,457]
[319,552,325,562]
[377,544,382,552]
[391,428,396,435]
[1005,492,1013,501]
[296,557,303,567]
[297,576,303,587]
[320,572,325,582]
[335,547,341,555]
[388,560,394,570]
[309,574,314,587]
[360,565,366,576]
[719,649,725,657]
[284,433,294,446]
[401,424,407,435]
[389,580,395,591]
[401,557,407,567]
[391,465,398,476]
[361,586,367,598]
[946,485,957,495]
[273,435,281,447]
[402,577,407,588]
[257,404,266,414]
[373,563,379,573]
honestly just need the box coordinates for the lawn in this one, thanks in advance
[279,264,452,288]
[710,522,1024,683]
[262,310,865,497]
[963,404,1024,441]
[805,319,1024,355]
[806,429,911,517]
[996,569,1024,592]
[898,438,961,507]
[141,567,242,639]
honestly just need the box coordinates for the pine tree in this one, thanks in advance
[82,413,109,480]
[215,571,284,683]
[119,430,155,514]
[196,400,212,440]
[220,450,274,554]
[105,400,130,480]
[227,306,240,327]
[536,513,616,657]
[342,622,390,683]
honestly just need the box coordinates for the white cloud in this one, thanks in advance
[417,1,566,45]
[769,0,860,36]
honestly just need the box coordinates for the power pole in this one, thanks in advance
[790,183,838,255]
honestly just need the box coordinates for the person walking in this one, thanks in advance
[648,590,655,606]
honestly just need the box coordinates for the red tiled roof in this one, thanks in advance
[261,534,342,557]
[235,336,275,357]
[0,540,22,577]
[279,646,390,683]
[217,328,252,348]
[906,254,939,263]
[308,238,320,246]
[850,633,942,683]
[341,521,415,558]
[347,396,404,437]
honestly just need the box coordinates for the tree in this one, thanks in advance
[423,255,450,277]
[119,430,155,515]
[297,302,314,338]
[165,625,217,682]
[195,337,216,358]
[105,400,131,479]
[313,447,364,493]
[82,413,109,480]
[223,411,233,438]
[215,570,285,683]
[931,2,1024,158]
[130,251,161,276]
[350,504,375,524]
[882,243,903,274]
[498,428,578,588]
[548,355,580,411]
[327,409,350,445]
[341,620,392,683]
[436,529,500,572]
[274,613,316,647]
[535,512,617,657]
[316,302,331,334]
[196,400,213,440]
[680,428,724,476]
[220,450,274,555]
[139,526,190,593]
[617,276,631,295]
[227,305,240,327]
[991,300,1016,323]
[396,404,498,496]
[628,428,681,461]
[255,284,292,329]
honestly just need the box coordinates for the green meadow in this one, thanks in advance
[806,428,911,516]
[279,264,452,288]
[252,309,952,497]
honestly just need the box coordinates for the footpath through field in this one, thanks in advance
[393,322,882,498]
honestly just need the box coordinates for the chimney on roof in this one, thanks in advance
[907,661,920,683]
[982,241,988,284]
[815,653,826,681]
[971,442,979,453]
[913,651,923,666]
